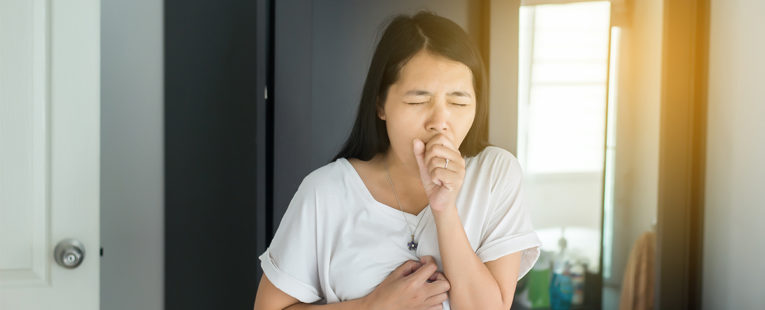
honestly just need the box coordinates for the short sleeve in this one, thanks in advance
[475,149,542,281]
[258,175,323,303]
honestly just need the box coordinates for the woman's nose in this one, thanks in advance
[426,102,450,133]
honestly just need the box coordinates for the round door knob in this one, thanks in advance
[54,239,85,269]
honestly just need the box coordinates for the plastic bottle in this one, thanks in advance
[549,228,573,310]
[570,260,586,306]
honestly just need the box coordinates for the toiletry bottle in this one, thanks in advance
[549,230,573,310]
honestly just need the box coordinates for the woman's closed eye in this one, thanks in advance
[405,101,469,107]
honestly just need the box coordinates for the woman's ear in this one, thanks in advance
[377,99,386,120]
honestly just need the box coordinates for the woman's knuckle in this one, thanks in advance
[425,263,437,272]
[405,280,418,290]
[428,156,437,166]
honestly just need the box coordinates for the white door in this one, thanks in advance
[0,0,100,309]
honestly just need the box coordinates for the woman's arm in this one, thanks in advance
[433,205,521,310]
[253,275,368,310]
[283,301,366,310]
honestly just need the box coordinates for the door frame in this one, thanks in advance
[655,0,709,308]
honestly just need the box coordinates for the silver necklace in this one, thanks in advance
[383,159,425,251]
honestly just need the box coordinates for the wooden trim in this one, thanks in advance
[478,0,492,148]
[521,0,605,5]
[655,0,708,308]
[478,0,491,81]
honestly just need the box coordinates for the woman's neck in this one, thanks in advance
[378,150,422,189]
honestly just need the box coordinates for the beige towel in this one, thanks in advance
[619,230,655,310]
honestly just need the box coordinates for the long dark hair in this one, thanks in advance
[331,11,490,162]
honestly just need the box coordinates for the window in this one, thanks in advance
[518,1,612,174]
[517,0,612,276]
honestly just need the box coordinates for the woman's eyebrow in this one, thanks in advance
[404,90,472,98]
[404,90,432,96]
[447,91,472,98]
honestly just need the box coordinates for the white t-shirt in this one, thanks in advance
[258,146,542,308]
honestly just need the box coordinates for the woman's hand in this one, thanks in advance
[413,133,466,213]
[363,256,450,310]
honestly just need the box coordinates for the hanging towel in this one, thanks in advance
[619,230,655,310]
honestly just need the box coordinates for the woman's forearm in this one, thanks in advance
[432,205,505,310]
[283,298,367,310]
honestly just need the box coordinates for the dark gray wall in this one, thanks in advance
[272,0,483,230]
[164,0,268,309]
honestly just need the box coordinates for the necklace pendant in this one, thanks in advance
[407,235,418,251]
[407,240,418,251]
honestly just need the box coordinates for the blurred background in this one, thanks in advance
[1,0,763,309]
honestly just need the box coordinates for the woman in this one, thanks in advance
[254,11,541,310]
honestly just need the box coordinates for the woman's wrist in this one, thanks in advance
[360,293,378,310]
[284,298,369,310]
[359,296,371,310]
[431,203,458,224]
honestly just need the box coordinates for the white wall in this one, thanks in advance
[703,0,765,309]
[100,0,163,309]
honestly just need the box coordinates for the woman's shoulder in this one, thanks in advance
[470,145,521,168]
[468,146,524,191]
[296,158,350,192]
